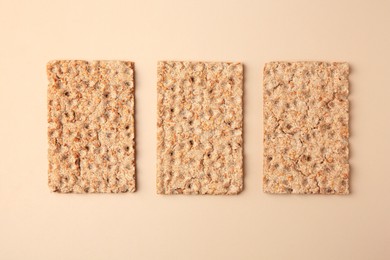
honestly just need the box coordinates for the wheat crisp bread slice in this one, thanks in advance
[157,61,243,195]
[263,61,349,194]
[47,60,135,193]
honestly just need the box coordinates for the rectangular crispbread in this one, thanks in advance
[263,61,349,194]
[157,61,243,194]
[47,60,135,193]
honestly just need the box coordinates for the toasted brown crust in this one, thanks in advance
[47,60,135,193]
[263,61,349,194]
[157,61,243,194]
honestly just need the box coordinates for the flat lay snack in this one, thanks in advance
[263,61,349,194]
[157,61,243,194]
[47,60,135,193]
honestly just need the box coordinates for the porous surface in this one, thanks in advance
[263,61,349,194]
[157,61,243,194]
[47,60,135,193]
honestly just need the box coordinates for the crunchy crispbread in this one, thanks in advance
[263,61,349,194]
[47,60,135,193]
[157,61,243,194]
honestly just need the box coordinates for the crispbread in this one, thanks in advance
[263,61,349,194]
[157,61,243,194]
[47,60,135,193]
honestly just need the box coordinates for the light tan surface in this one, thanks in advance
[47,60,136,193]
[263,62,349,194]
[157,61,243,195]
[0,0,389,259]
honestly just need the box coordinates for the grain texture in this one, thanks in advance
[157,61,243,194]
[47,60,135,193]
[263,61,349,194]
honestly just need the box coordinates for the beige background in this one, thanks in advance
[0,0,389,259]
